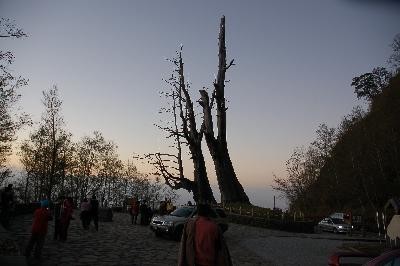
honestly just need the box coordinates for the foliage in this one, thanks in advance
[389,34,400,73]
[275,35,400,217]
[0,18,29,183]
[19,89,177,205]
[351,67,391,102]
[275,73,400,216]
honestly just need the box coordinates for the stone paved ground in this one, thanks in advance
[9,212,381,266]
[10,212,270,266]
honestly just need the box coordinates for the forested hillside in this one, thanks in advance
[275,44,400,216]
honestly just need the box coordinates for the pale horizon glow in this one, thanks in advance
[1,0,400,209]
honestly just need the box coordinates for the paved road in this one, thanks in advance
[9,212,373,266]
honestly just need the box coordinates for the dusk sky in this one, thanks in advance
[1,0,400,208]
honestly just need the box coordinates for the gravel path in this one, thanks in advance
[8,213,371,266]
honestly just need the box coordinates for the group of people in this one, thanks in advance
[3,185,232,265]
[24,194,100,259]
[79,195,99,230]
[128,197,153,225]
[159,197,175,215]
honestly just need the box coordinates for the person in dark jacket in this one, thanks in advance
[90,195,99,231]
[53,195,64,240]
[139,200,148,225]
[25,199,52,259]
[80,198,91,229]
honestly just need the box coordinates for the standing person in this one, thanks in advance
[130,197,139,225]
[166,198,174,214]
[59,197,73,242]
[139,200,148,225]
[24,199,52,259]
[0,184,15,228]
[90,195,99,231]
[146,205,153,225]
[159,200,167,215]
[178,203,232,266]
[53,195,64,240]
[80,198,91,230]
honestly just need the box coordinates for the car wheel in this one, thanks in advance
[333,228,338,234]
[155,231,162,237]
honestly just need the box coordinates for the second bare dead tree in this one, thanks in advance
[149,49,216,204]
[199,16,250,204]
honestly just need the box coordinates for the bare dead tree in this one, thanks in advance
[149,49,216,204]
[199,16,250,204]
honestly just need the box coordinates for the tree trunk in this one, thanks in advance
[190,143,216,204]
[199,16,249,204]
[177,52,216,204]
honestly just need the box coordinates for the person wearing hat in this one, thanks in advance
[25,199,52,259]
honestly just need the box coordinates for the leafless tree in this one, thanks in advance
[199,16,249,204]
[150,49,216,203]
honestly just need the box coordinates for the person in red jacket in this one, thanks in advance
[60,197,73,241]
[24,199,52,259]
[178,203,232,266]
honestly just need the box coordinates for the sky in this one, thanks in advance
[1,0,400,209]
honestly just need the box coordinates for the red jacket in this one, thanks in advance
[31,207,51,235]
[178,217,232,266]
[194,216,219,266]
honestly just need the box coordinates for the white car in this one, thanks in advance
[318,217,352,233]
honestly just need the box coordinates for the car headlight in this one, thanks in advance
[163,221,174,226]
[338,226,343,229]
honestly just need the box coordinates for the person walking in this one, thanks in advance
[59,197,73,241]
[130,197,139,225]
[178,203,232,266]
[80,198,91,229]
[90,195,99,231]
[53,195,64,240]
[139,200,148,225]
[24,199,52,259]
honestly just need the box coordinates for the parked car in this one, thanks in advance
[328,250,377,266]
[318,217,352,233]
[328,243,386,266]
[150,205,228,240]
[363,249,400,266]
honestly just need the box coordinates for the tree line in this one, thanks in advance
[274,34,400,217]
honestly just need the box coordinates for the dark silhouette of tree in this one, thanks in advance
[389,33,400,73]
[0,18,29,182]
[20,86,70,200]
[199,16,249,204]
[151,49,216,204]
[351,67,391,102]
[274,71,400,217]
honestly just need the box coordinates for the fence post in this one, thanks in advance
[251,207,254,217]
[294,211,296,222]
[239,206,242,215]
